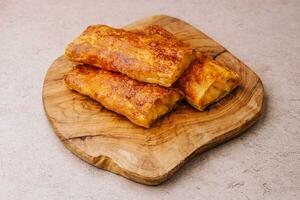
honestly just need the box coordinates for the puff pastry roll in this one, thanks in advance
[177,52,241,111]
[65,25,195,87]
[64,65,183,128]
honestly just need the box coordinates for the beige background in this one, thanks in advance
[0,0,299,199]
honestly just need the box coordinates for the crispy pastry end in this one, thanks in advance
[177,52,241,111]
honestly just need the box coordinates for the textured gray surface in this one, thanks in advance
[0,0,299,199]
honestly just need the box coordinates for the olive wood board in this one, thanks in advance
[42,15,264,185]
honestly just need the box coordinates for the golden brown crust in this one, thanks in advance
[176,52,241,111]
[64,65,183,128]
[65,25,195,87]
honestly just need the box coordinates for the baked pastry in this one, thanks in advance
[65,25,195,87]
[64,65,183,128]
[176,52,241,111]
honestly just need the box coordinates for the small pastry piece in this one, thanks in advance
[65,25,195,87]
[176,52,241,111]
[64,65,183,128]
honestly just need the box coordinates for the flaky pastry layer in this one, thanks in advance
[64,65,182,128]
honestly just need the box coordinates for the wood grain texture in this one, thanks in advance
[42,15,264,185]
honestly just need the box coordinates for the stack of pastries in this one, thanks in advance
[64,25,241,128]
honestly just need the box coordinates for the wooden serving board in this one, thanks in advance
[43,15,264,185]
